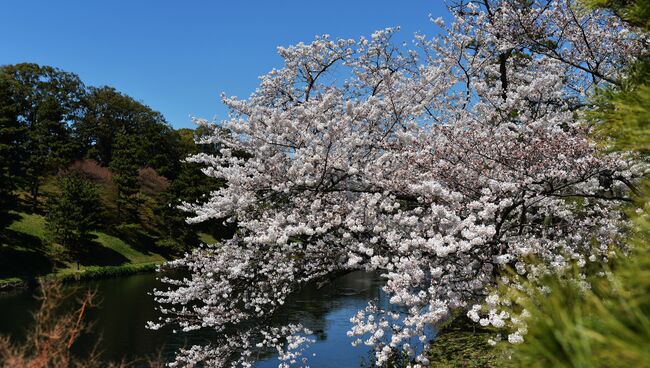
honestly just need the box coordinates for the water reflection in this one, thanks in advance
[0,271,387,367]
[255,271,386,368]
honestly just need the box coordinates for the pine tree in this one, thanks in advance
[0,72,22,230]
[155,128,228,252]
[23,96,79,212]
[46,174,100,266]
[109,129,140,223]
[156,165,203,253]
[0,64,85,212]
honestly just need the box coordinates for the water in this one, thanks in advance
[0,271,389,367]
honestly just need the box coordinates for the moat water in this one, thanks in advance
[0,271,395,367]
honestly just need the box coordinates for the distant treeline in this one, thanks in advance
[0,63,227,257]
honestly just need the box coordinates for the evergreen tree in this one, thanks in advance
[0,73,22,229]
[156,127,228,251]
[0,63,85,211]
[109,129,140,223]
[23,96,79,211]
[46,174,100,266]
[156,165,203,252]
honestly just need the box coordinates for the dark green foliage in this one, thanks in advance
[170,127,225,202]
[156,200,200,252]
[0,62,224,271]
[76,86,142,166]
[590,61,650,153]
[23,96,79,210]
[139,120,184,179]
[155,161,216,251]
[46,174,100,259]
[0,63,85,211]
[149,126,229,251]
[0,72,22,229]
[585,0,650,28]
[77,86,182,178]
[109,130,140,223]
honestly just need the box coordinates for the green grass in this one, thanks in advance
[198,232,218,244]
[7,212,47,240]
[51,262,159,282]
[91,231,164,264]
[427,316,502,368]
[0,212,167,284]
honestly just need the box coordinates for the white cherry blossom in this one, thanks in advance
[150,1,648,366]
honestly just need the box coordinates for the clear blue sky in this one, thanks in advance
[1,0,448,129]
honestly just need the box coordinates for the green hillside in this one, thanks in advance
[0,212,166,284]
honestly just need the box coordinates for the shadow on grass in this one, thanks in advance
[76,237,130,267]
[0,212,21,230]
[0,229,52,279]
[112,224,175,259]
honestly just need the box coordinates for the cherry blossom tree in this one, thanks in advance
[149,1,648,366]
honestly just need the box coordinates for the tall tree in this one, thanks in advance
[0,73,22,229]
[0,63,85,211]
[157,127,228,251]
[46,174,100,267]
[109,129,140,223]
[23,96,79,211]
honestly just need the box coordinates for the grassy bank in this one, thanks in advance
[50,262,159,282]
[428,316,502,368]
[0,212,168,286]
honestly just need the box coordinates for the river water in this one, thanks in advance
[0,271,391,367]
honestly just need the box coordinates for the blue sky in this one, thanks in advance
[1,0,448,129]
